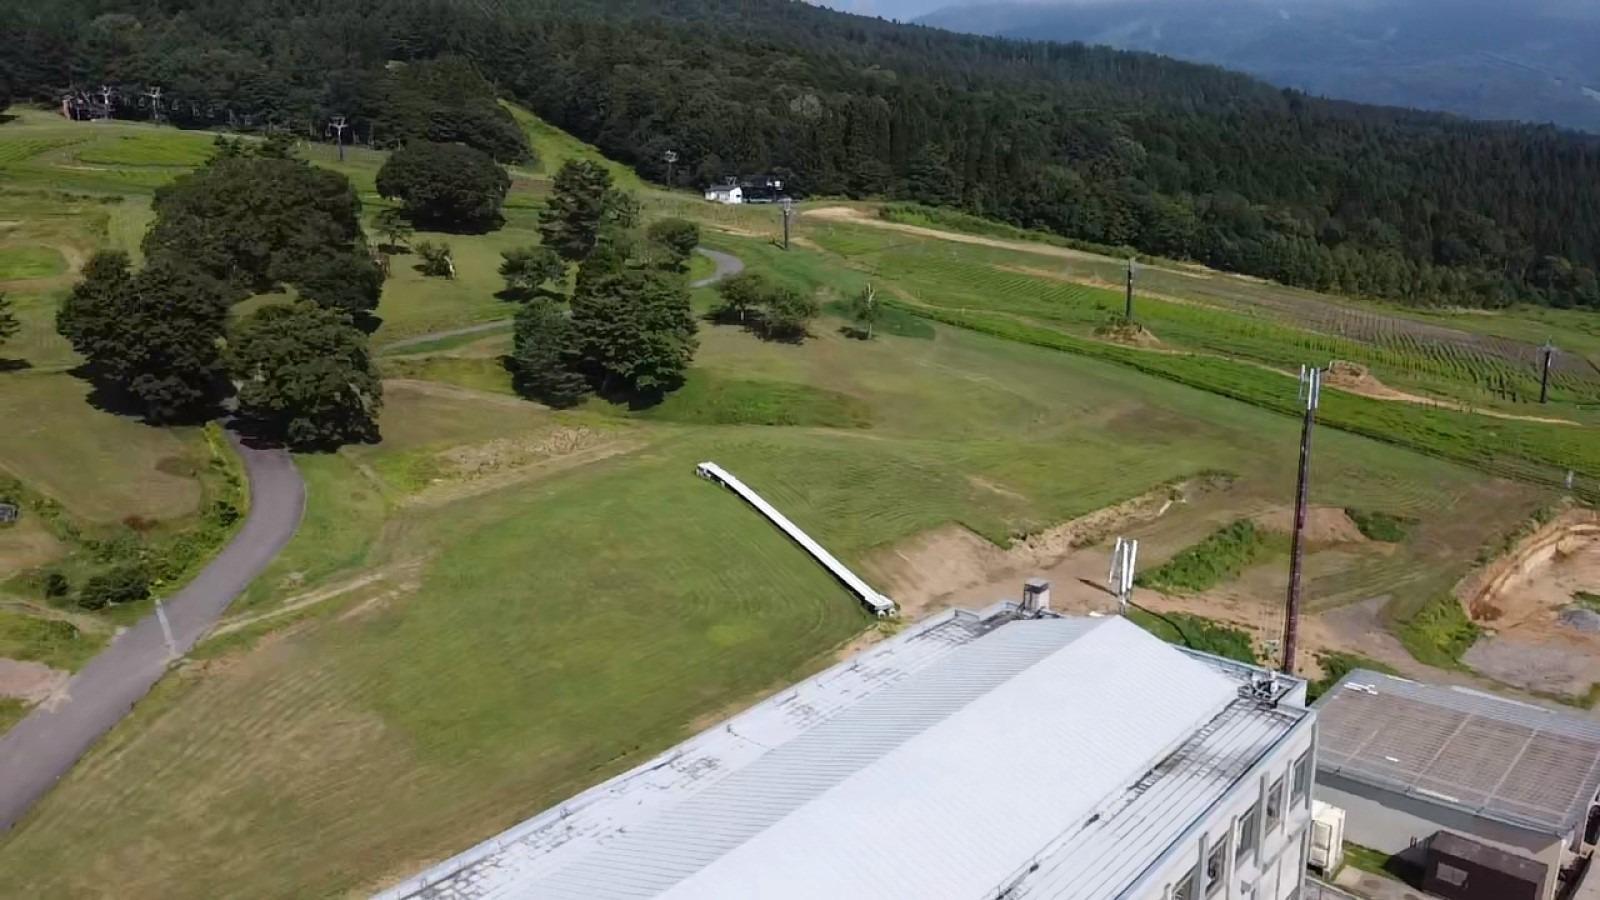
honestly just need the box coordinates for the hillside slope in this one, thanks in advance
[5,0,1600,314]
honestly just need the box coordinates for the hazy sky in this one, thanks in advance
[813,0,1600,24]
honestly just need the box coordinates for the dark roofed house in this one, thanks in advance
[1315,670,1600,900]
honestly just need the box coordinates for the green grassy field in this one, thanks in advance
[0,101,1584,898]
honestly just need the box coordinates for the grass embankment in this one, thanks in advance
[1137,520,1270,594]
[1344,508,1415,543]
[1396,594,1481,669]
[1307,651,1400,702]
[1128,607,1258,665]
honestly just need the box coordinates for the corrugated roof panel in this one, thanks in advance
[1316,670,1600,835]
[646,617,1240,900]
[387,612,1308,900]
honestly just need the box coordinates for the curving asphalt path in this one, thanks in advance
[0,434,305,832]
[690,247,744,288]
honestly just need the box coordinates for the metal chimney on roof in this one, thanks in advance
[1022,578,1051,615]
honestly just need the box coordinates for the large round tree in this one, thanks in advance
[228,303,382,449]
[376,141,510,232]
[56,252,230,423]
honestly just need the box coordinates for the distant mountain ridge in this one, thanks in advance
[919,0,1600,133]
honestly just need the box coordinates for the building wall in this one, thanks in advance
[1134,713,1318,900]
[1315,773,1568,900]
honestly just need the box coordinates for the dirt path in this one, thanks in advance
[383,378,532,410]
[1322,361,1580,426]
[377,320,513,354]
[805,205,1235,283]
[0,432,305,831]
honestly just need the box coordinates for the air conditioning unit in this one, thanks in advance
[1309,800,1346,875]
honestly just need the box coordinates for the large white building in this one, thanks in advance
[379,605,1317,899]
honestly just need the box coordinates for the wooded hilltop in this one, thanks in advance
[6,0,1600,310]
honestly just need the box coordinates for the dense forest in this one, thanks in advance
[5,0,1600,309]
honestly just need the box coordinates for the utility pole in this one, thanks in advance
[97,85,114,121]
[780,197,796,251]
[663,149,678,189]
[142,85,163,123]
[1125,257,1136,321]
[1540,341,1555,405]
[1282,365,1322,676]
[328,115,350,163]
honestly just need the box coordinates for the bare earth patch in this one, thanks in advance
[864,476,1223,620]
[1458,508,1600,697]
[407,432,644,509]
[1251,505,1368,546]
[1323,359,1578,426]
[0,657,68,704]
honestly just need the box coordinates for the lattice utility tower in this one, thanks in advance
[1281,365,1323,675]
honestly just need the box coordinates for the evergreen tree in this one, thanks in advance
[539,160,637,262]
[569,257,696,396]
[228,303,382,448]
[499,246,566,298]
[509,302,588,407]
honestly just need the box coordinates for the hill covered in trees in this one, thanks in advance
[5,0,1600,310]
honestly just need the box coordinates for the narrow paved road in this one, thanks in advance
[0,434,305,831]
[691,247,744,288]
[378,247,745,354]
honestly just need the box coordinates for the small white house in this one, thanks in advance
[704,181,743,204]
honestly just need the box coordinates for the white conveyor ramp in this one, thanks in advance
[696,462,896,617]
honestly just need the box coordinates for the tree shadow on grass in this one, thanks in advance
[0,358,31,373]
[69,363,226,428]
[838,325,872,341]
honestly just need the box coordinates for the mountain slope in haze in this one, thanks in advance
[921,0,1600,132]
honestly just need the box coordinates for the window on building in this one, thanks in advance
[1239,806,1260,860]
[1266,775,1285,832]
[1205,836,1229,895]
[1171,872,1196,900]
[1292,751,1312,806]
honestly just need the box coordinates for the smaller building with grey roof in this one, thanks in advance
[1315,669,1600,900]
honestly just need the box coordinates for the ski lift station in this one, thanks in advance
[380,598,1319,899]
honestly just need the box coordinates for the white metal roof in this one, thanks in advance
[382,610,1305,900]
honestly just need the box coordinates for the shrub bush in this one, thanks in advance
[77,565,151,611]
